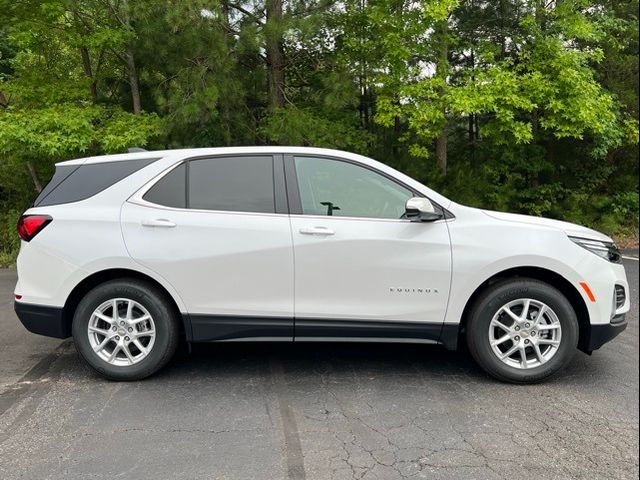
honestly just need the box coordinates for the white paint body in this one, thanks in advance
[14,147,630,337]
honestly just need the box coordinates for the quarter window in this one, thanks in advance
[143,163,187,208]
[294,157,413,219]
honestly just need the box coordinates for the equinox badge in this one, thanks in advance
[389,287,440,294]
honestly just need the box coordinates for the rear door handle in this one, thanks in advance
[299,226,335,236]
[141,218,176,228]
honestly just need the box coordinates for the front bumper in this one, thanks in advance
[585,314,627,353]
[14,302,69,338]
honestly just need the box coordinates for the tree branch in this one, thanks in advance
[228,3,264,24]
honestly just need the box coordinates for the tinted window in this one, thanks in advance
[294,156,412,219]
[35,158,158,207]
[32,164,81,206]
[143,164,186,208]
[188,156,275,213]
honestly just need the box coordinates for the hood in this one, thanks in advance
[481,210,613,243]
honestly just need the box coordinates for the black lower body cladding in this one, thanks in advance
[14,302,69,338]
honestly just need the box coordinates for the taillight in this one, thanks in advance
[17,215,52,242]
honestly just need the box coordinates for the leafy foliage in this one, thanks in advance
[0,0,638,266]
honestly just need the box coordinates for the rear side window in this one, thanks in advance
[143,164,186,208]
[34,158,158,207]
[188,156,275,213]
[142,156,276,213]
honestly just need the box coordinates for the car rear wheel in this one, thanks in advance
[466,278,579,384]
[72,279,179,380]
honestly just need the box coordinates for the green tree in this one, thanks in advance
[0,0,638,266]
[0,0,161,196]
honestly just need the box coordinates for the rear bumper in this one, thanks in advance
[14,302,69,338]
[585,314,627,352]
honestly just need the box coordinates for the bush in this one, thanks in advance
[0,208,21,267]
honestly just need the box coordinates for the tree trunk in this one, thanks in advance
[80,47,98,102]
[73,9,99,103]
[26,161,42,193]
[221,0,233,145]
[358,0,370,129]
[121,0,141,114]
[393,114,401,156]
[266,0,285,110]
[499,0,506,58]
[435,18,449,174]
[436,131,447,174]
[359,75,367,128]
[125,50,141,114]
[221,0,231,37]
[530,109,541,187]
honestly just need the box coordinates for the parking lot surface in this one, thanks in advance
[0,255,638,479]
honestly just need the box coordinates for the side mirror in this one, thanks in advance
[405,197,442,222]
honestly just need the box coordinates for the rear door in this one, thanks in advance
[121,154,294,342]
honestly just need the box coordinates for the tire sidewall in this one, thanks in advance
[72,280,177,380]
[467,279,578,383]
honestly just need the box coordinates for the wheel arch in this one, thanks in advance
[457,266,591,353]
[62,268,190,341]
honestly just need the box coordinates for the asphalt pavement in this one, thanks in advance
[0,255,638,480]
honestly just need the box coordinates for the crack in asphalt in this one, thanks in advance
[269,356,307,480]
[293,344,638,480]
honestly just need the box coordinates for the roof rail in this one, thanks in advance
[128,147,147,153]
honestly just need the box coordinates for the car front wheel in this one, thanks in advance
[466,278,579,384]
[72,279,179,380]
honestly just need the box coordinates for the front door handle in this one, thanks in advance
[299,226,335,236]
[141,218,176,228]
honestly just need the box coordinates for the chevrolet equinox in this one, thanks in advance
[13,147,630,383]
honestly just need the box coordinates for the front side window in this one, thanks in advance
[294,156,413,219]
[188,156,275,213]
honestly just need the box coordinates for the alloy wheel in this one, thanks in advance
[488,298,562,369]
[87,298,156,366]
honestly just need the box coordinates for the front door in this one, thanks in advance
[287,155,452,342]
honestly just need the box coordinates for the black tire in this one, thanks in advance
[72,278,179,381]
[466,278,578,384]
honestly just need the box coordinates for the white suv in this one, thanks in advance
[14,147,630,383]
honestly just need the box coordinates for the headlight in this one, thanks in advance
[569,236,622,263]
